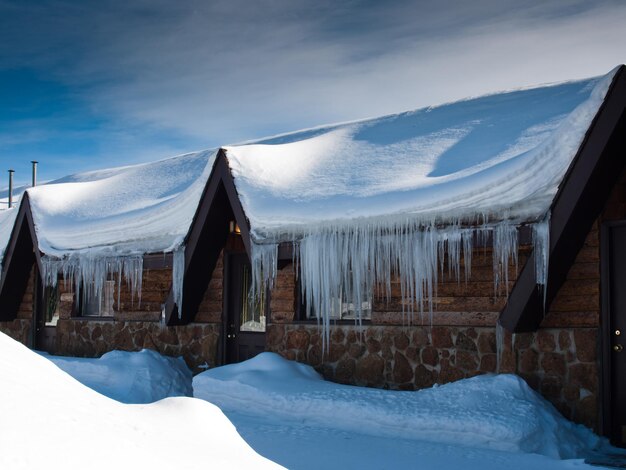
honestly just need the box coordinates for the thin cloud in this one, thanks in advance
[0,0,625,180]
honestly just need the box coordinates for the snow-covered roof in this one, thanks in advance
[225,68,617,241]
[0,208,18,260]
[25,150,215,258]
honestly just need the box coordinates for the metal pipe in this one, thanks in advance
[8,169,14,208]
[31,161,38,187]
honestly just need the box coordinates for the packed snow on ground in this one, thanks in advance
[194,352,613,470]
[0,332,280,470]
[40,349,193,404]
[225,68,616,238]
[15,342,619,470]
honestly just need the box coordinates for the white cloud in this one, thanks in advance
[1,0,625,154]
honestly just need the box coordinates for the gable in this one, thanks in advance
[500,65,626,332]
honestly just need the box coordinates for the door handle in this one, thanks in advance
[614,344,623,352]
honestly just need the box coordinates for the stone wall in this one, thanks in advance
[266,323,598,429]
[55,319,220,372]
[0,319,32,346]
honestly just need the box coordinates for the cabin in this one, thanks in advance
[1,66,625,447]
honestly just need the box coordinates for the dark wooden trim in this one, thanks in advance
[0,193,42,321]
[599,219,626,442]
[164,151,252,325]
[500,66,626,332]
[220,151,253,258]
[600,220,615,439]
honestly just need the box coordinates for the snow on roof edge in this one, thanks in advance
[225,66,620,242]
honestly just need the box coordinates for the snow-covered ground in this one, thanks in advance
[39,349,193,403]
[0,333,280,469]
[5,334,622,469]
[194,352,615,470]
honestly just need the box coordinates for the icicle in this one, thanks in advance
[250,242,278,301]
[172,247,185,318]
[250,216,528,353]
[40,253,144,310]
[495,320,505,373]
[461,229,474,281]
[533,212,551,310]
[492,222,518,296]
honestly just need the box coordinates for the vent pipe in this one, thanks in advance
[8,169,14,208]
[31,161,38,187]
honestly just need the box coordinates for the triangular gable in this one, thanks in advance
[0,193,42,321]
[164,150,251,325]
[500,65,626,332]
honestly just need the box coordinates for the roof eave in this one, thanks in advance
[500,65,626,332]
[0,193,43,321]
[164,150,252,325]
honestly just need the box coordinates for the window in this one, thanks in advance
[44,285,61,326]
[330,288,372,320]
[239,263,266,332]
[299,283,372,321]
[82,280,115,317]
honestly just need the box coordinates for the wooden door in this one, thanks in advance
[604,223,626,447]
[33,281,57,353]
[225,253,266,364]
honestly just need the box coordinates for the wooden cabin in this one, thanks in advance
[1,66,625,447]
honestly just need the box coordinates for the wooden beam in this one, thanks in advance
[0,194,40,321]
[500,66,626,332]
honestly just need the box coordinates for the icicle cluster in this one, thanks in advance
[172,248,185,318]
[533,212,551,309]
[251,243,278,302]
[492,223,519,296]
[252,217,552,350]
[41,254,143,307]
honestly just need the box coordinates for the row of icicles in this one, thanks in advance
[38,216,551,365]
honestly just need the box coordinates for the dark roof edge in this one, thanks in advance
[164,150,252,325]
[0,193,42,320]
[500,65,626,332]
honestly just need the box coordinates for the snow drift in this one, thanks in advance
[194,352,602,460]
[41,349,193,404]
[0,332,280,469]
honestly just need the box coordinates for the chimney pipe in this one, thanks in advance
[8,169,14,208]
[31,161,38,187]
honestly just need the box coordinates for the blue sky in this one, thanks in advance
[1,0,625,188]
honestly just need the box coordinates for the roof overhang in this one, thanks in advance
[164,150,251,325]
[500,65,626,332]
[0,193,42,321]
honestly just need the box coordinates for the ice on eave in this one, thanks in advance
[224,67,618,336]
[225,70,615,235]
[22,150,216,307]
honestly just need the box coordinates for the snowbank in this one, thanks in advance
[41,349,193,404]
[0,332,281,469]
[194,352,602,460]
